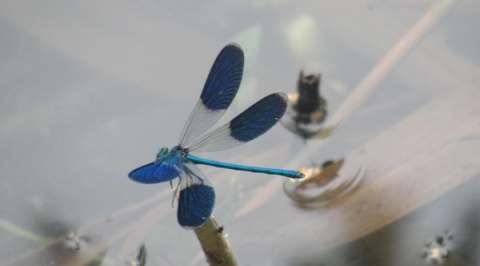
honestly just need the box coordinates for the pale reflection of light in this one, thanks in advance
[0,88,87,140]
[0,1,187,94]
[285,15,320,58]
[250,0,285,9]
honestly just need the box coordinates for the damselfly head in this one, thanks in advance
[156,147,169,158]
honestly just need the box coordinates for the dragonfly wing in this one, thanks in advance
[128,153,183,184]
[179,43,244,147]
[177,160,215,228]
[188,93,288,152]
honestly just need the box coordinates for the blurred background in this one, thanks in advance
[1,0,479,265]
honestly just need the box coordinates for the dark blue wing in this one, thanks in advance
[228,93,288,141]
[128,153,183,184]
[179,44,244,147]
[200,44,244,111]
[187,93,288,152]
[177,161,215,228]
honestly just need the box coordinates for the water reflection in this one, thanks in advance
[283,157,364,209]
[423,231,453,264]
[2,0,479,264]
[2,191,168,265]
[124,244,147,266]
[65,232,91,251]
[281,71,329,139]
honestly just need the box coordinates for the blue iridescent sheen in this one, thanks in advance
[128,43,304,228]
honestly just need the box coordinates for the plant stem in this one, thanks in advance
[193,217,238,266]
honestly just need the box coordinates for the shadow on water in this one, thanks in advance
[288,172,480,266]
[2,191,169,265]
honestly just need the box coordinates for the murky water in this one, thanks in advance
[1,1,479,265]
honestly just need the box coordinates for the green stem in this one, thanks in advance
[0,218,51,245]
